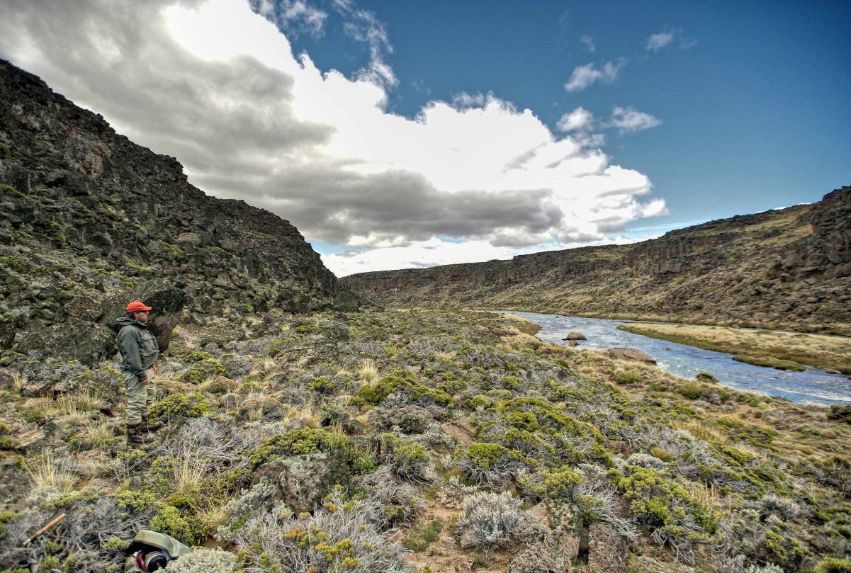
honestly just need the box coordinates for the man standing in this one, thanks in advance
[117,300,162,446]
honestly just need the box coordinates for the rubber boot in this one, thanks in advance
[126,424,149,447]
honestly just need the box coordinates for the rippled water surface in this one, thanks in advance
[505,311,851,405]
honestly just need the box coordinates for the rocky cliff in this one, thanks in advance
[342,187,851,335]
[0,60,336,366]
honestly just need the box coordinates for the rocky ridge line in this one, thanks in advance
[342,187,851,334]
[0,59,337,365]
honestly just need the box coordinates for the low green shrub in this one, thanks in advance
[505,410,539,432]
[149,393,210,423]
[402,519,443,552]
[460,442,528,485]
[541,465,585,499]
[115,489,159,513]
[250,428,371,474]
[437,377,467,395]
[308,376,343,395]
[677,382,705,400]
[378,433,433,482]
[0,510,17,542]
[816,557,851,573]
[614,370,642,385]
[354,370,451,406]
[180,352,227,384]
[149,504,206,545]
[498,397,587,436]
[616,465,720,550]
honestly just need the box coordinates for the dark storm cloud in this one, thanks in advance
[196,165,562,245]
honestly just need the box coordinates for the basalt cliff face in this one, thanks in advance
[342,187,851,335]
[0,60,336,365]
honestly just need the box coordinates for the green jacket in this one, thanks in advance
[116,317,159,380]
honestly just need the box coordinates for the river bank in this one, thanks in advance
[619,322,851,375]
[504,311,851,405]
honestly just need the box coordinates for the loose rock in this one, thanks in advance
[607,347,656,364]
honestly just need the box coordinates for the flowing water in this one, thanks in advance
[505,311,851,405]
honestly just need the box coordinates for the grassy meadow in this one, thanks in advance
[0,308,849,573]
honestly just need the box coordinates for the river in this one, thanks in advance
[505,311,851,406]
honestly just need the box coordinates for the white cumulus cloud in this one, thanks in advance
[564,60,625,92]
[646,31,675,52]
[608,106,662,133]
[0,0,666,276]
[557,107,594,132]
[646,28,694,52]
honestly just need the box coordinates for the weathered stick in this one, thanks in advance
[23,513,65,545]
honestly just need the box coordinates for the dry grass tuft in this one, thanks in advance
[684,481,721,510]
[357,358,379,382]
[198,503,228,532]
[54,391,103,423]
[71,390,103,411]
[54,396,84,421]
[285,404,320,428]
[434,351,456,363]
[244,392,270,422]
[10,372,27,394]
[27,450,77,493]
[78,422,116,449]
[174,455,208,495]
[675,421,725,444]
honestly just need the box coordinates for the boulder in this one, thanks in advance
[607,347,656,364]
[64,295,103,322]
[252,452,349,513]
[562,331,587,341]
[14,317,115,366]
[588,523,628,573]
[175,232,201,247]
[278,292,311,314]
[333,291,360,312]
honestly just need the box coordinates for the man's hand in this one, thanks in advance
[139,375,148,386]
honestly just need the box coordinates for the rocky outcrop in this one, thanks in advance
[779,186,851,279]
[0,60,336,365]
[342,187,851,334]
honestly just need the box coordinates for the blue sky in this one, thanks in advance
[289,0,851,228]
[1,0,848,275]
